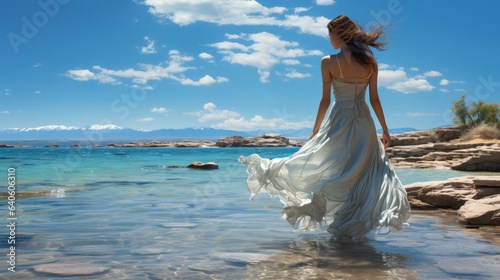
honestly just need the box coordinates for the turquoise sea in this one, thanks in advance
[1,147,499,279]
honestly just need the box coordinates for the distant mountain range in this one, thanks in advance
[0,124,440,142]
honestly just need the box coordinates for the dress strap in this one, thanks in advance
[336,55,343,78]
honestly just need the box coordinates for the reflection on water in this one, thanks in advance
[0,147,499,279]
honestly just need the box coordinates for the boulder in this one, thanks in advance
[70,144,80,148]
[405,176,500,226]
[187,161,218,170]
[44,145,60,147]
[458,195,500,226]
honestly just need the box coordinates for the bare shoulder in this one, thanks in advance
[321,55,335,68]
[370,58,379,72]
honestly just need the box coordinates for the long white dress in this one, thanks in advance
[238,59,411,238]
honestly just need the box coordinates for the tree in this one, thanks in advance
[451,94,500,127]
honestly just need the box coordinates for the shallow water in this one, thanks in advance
[0,147,499,279]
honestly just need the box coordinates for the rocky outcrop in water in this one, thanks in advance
[217,133,305,147]
[187,161,219,169]
[0,144,35,148]
[386,143,500,172]
[405,176,500,226]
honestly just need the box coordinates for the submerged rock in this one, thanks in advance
[33,263,110,276]
[44,145,60,147]
[187,161,219,169]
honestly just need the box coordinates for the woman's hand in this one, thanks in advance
[310,129,319,140]
[382,130,391,149]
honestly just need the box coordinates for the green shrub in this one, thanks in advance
[451,94,500,127]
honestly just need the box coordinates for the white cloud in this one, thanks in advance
[258,69,270,83]
[151,107,170,115]
[294,7,311,13]
[65,69,97,81]
[210,31,323,82]
[378,63,391,70]
[282,59,300,65]
[199,52,214,62]
[66,50,226,86]
[225,33,246,39]
[137,117,154,122]
[212,115,314,131]
[439,79,450,86]
[185,102,241,122]
[409,67,419,71]
[439,88,450,92]
[141,36,157,54]
[455,88,466,92]
[424,70,442,77]
[378,69,434,94]
[33,63,41,67]
[175,74,228,86]
[285,69,311,79]
[405,112,440,117]
[316,0,335,5]
[34,90,41,94]
[141,0,330,37]
[0,111,10,114]
[440,79,466,86]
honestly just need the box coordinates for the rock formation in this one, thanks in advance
[217,133,305,147]
[405,176,500,226]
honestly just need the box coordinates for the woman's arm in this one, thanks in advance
[368,61,392,148]
[310,57,332,139]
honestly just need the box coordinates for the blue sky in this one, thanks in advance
[1,0,499,132]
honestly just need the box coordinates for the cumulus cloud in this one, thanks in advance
[140,0,330,37]
[424,70,442,77]
[282,59,300,65]
[285,69,311,79]
[34,90,41,94]
[316,0,335,5]
[378,69,435,94]
[185,102,241,122]
[409,67,419,71]
[151,107,170,115]
[209,31,322,82]
[212,115,314,131]
[199,52,214,62]
[185,102,313,131]
[65,50,227,86]
[141,36,157,54]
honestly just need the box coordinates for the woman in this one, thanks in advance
[238,15,411,238]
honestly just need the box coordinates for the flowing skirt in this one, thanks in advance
[238,100,411,238]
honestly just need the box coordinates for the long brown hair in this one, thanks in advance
[327,15,388,68]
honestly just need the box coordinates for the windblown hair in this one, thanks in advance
[328,15,388,68]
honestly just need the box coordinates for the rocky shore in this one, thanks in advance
[405,176,500,226]
[383,126,500,172]
[0,133,305,148]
